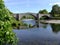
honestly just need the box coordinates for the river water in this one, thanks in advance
[14,19,60,45]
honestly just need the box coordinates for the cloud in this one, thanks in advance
[49,2,60,5]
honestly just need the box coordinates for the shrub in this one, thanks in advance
[29,24,33,28]
[0,0,17,45]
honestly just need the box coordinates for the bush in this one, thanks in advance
[29,24,33,28]
[21,16,26,20]
[12,23,16,27]
[0,0,17,45]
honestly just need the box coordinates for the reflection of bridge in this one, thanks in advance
[13,13,51,20]
[13,13,51,27]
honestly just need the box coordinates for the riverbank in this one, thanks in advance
[40,20,60,24]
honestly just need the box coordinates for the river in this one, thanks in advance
[14,19,60,45]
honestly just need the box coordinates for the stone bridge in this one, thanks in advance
[38,14,51,19]
[13,13,51,20]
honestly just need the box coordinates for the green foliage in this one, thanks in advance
[21,16,26,20]
[12,20,29,29]
[50,4,60,17]
[27,15,35,19]
[51,17,60,20]
[8,9,13,14]
[21,15,35,20]
[40,16,50,20]
[23,23,28,26]
[12,23,16,27]
[40,16,46,20]
[22,16,26,19]
[0,0,5,9]
[0,0,17,45]
[29,24,33,28]
[39,9,48,14]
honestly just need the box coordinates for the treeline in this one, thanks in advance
[39,4,60,17]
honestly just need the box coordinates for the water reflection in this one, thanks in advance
[14,20,60,45]
[22,19,36,26]
[39,23,48,28]
[51,24,60,33]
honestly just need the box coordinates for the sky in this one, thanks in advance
[4,0,60,13]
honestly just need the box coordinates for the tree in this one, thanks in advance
[39,9,48,14]
[50,4,60,17]
[8,9,13,14]
[0,0,17,45]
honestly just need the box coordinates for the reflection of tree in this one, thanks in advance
[39,22,48,28]
[43,24,47,28]
[51,24,60,33]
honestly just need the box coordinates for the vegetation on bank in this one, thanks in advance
[1,0,60,45]
[39,9,48,14]
[50,5,60,17]
[40,15,50,20]
[50,5,60,20]
[0,0,17,45]
[11,14,36,29]
[11,4,60,29]
[39,4,60,20]
[12,20,28,29]
[12,20,35,29]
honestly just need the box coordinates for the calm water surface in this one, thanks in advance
[22,19,36,26]
[14,19,60,45]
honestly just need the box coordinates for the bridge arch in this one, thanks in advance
[15,13,37,20]
[39,14,51,20]
[13,13,51,20]
[40,15,50,20]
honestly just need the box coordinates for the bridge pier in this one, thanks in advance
[16,14,19,21]
[36,14,39,27]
